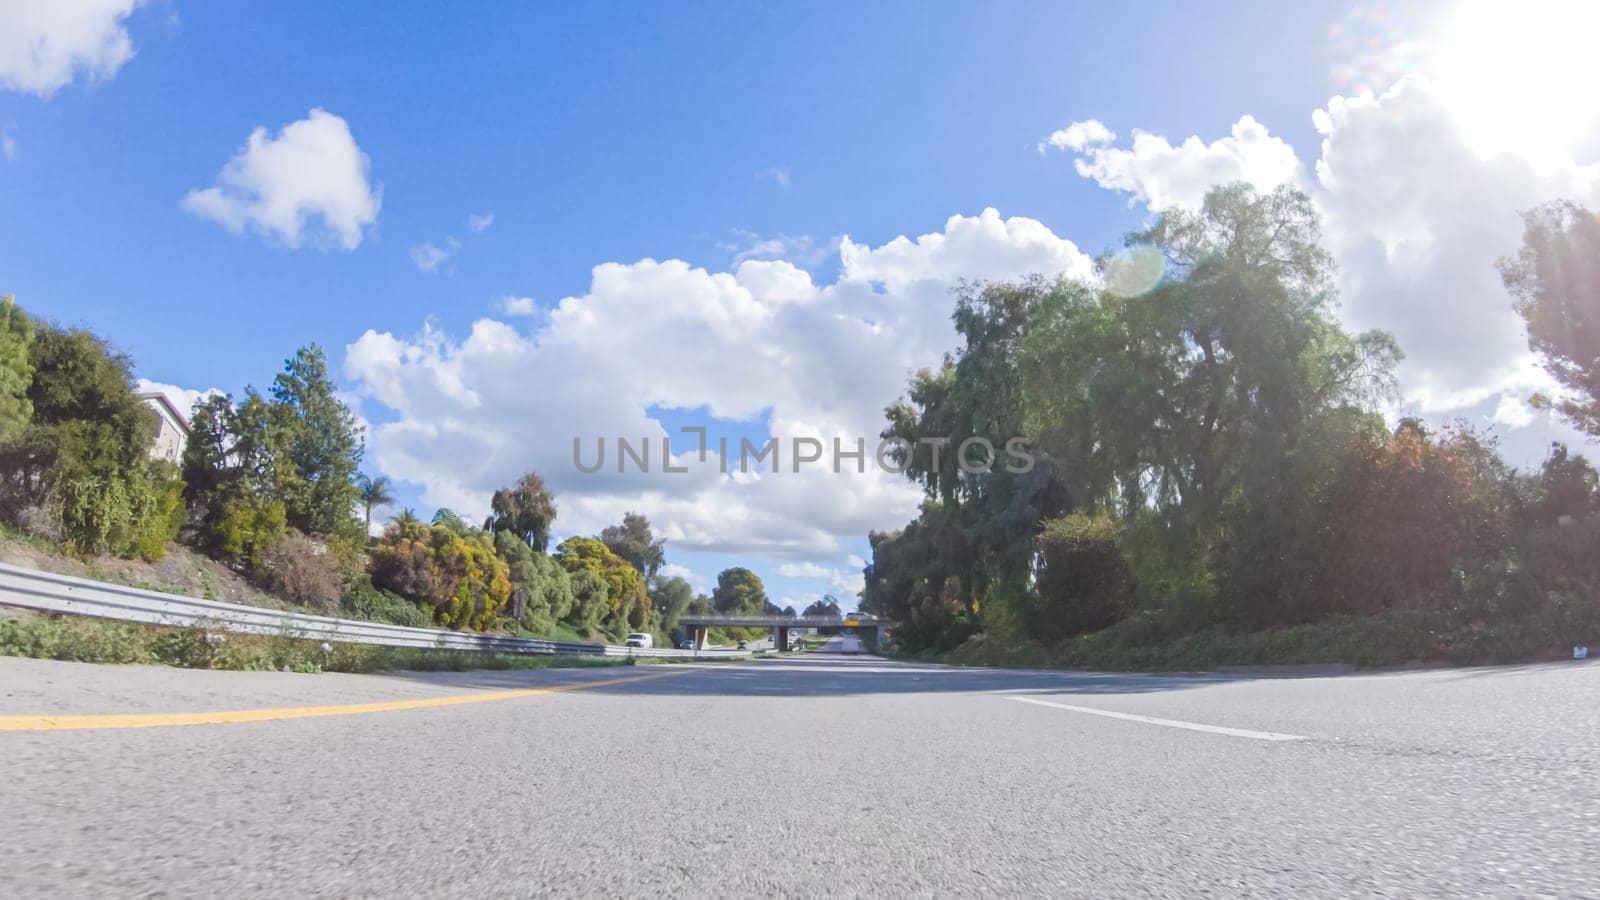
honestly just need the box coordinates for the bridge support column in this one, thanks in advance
[777,625,790,652]
[690,624,708,650]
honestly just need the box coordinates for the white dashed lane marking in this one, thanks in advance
[1005,694,1309,742]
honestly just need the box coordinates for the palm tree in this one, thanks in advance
[357,474,395,534]
[431,507,471,535]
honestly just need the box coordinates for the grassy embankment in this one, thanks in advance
[895,601,1595,672]
[0,612,652,674]
[796,634,831,651]
[0,529,699,674]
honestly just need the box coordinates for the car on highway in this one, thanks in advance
[736,639,749,650]
[625,633,652,649]
[677,640,695,650]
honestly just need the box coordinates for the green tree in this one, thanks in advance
[1031,514,1135,641]
[565,568,609,634]
[1226,417,1516,625]
[495,529,575,633]
[711,566,767,614]
[861,507,978,648]
[0,295,34,443]
[880,279,1074,621]
[0,320,185,559]
[181,392,290,570]
[356,474,394,535]
[496,528,537,623]
[528,552,575,627]
[1526,443,1599,525]
[485,471,557,551]
[1499,200,1600,435]
[554,536,650,633]
[269,344,363,537]
[801,596,841,617]
[1021,184,1399,522]
[649,575,695,636]
[1015,185,1403,628]
[25,323,155,482]
[600,511,665,578]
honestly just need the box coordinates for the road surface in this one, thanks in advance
[1,653,1595,896]
[816,633,863,654]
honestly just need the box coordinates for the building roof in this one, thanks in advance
[136,392,193,435]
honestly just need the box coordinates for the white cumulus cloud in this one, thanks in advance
[344,209,1093,560]
[0,0,146,98]
[1053,75,1600,465]
[135,378,222,420]
[1038,119,1115,154]
[718,230,834,268]
[410,238,459,273]
[1066,114,1301,211]
[498,295,539,316]
[1310,75,1599,463]
[182,108,381,251]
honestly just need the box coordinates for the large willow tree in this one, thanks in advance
[1021,184,1399,519]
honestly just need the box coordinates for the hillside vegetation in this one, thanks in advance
[0,295,778,659]
[863,185,1600,670]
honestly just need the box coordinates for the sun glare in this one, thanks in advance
[1431,0,1600,162]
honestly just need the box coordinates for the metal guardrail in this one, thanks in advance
[0,562,750,660]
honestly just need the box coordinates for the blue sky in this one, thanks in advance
[3,0,1347,369]
[5,0,1597,607]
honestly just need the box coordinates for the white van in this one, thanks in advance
[625,633,653,649]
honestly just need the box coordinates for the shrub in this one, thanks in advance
[860,509,981,651]
[554,536,650,631]
[1512,518,1600,615]
[369,519,511,630]
[493,531,574,635]
[54,474,138,557]
[129,467,186,562]
[1225,417,1517,627]
[51,464,185,561]
[342,578,432,628]
[564,567,609,633]
[0,614,638,673]
[1031,514,1136,641]
[257,530,345,611]
[527,553,574,630]
[210,496,288,573]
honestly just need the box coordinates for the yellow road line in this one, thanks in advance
[0,666,693,732]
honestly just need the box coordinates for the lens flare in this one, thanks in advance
[1102,244,1165,298]
[1328,3,1432,97]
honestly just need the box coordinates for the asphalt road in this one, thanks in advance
[817,633,863,654]
[1,653,1596,897]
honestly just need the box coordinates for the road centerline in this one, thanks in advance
[0,667,695,733]
[1004,694,1309,742]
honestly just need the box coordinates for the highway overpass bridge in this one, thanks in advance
[677,613,896,650]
